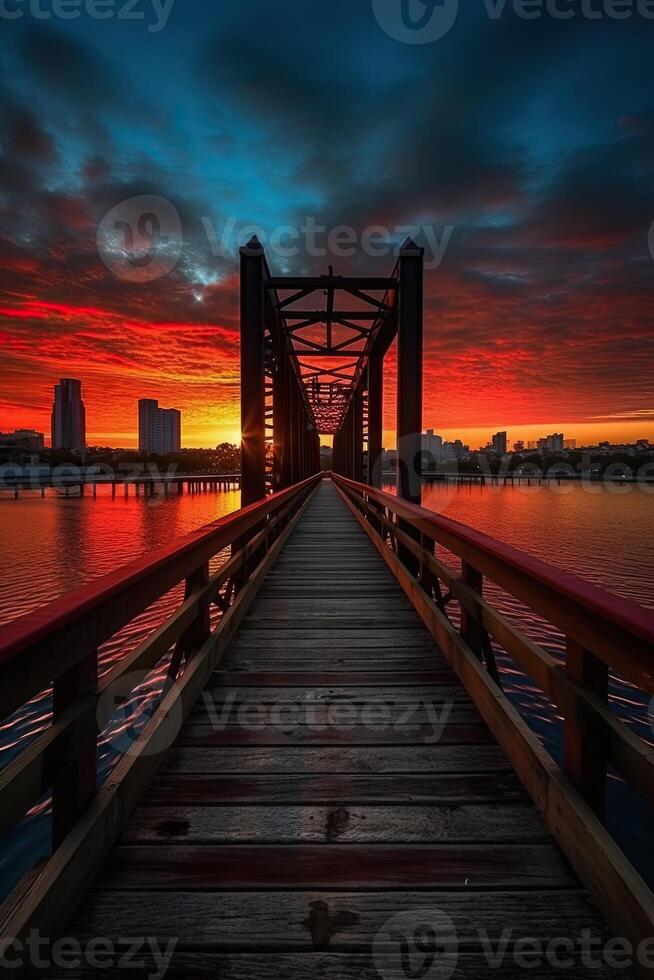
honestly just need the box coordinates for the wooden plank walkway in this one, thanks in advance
[54,480,627,978]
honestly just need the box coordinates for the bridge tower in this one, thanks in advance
[240,237,424,504]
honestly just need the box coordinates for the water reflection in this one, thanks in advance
[414,480,654,883]
[0,480,653,894]
[0,485,240,896]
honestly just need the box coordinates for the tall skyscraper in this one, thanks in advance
[138,399,182,455]
[492,431,508,455]
[546,433,565,452]
[421,429,443,462]
[51,379,86,451]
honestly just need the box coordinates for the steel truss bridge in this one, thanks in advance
[241,236,423,505]
[1,245,653,979]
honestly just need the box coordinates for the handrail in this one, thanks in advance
[0,473,321,947]
[331,471,654,967]
[331,473,654,691]
[0,475,320,721]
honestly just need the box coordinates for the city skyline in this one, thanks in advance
[6,375,654,452]
[9,388,653,456]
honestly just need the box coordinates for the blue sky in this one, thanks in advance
[2,0,654,445]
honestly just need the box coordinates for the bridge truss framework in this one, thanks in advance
[240,236,424,505]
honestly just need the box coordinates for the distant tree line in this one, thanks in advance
[44,444,241,474]
[426,450,654,476]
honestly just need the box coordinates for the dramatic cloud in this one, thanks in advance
[1,4,654,446]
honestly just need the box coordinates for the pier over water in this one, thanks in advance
[1,245,654,978]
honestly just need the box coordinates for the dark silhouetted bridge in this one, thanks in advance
[1,243,654,978]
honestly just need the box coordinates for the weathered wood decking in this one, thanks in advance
[55,481,626,977]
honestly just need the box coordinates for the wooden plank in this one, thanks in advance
[242,618,424,629]
[65,889,608,948]
[220,656,444,672]
[260,586,403,596]
[176,723,492,746]
[40,950,632,979]
[97,843,577,890]
[202,683,467,700]
[188,703,486,725]
[229,629,436,649]
[210,670,457,686]
[160,745,510,775]
[121,804,549,844]
[248,598,417,612]
[144,772,527,805]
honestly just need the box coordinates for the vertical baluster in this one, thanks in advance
[460,562,501,685]
[460,562,484,658]
[419,533,436,599]
[170,562,211,677]
[564,638,609,819]
[52,651,98,849]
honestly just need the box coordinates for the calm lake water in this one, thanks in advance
[0,479,652,896]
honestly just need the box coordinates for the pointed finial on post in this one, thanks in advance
[400,236,424,257]
[240,235,264,258]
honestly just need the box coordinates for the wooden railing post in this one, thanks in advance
[460,562,484,659]
[419,533,436,599]
[368,494,384,538]
[564,637,610,819]
[52,651,98,849]
[240,237,267,506]
[460,562,501,686]
[169,562,211,676]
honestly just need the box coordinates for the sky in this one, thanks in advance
[1,0,654,449]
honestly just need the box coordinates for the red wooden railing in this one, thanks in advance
[331,472,654,958]
[0,473,321,945]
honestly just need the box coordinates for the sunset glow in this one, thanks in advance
[1,5,653,448]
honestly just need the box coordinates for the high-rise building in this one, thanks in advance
[492,431,508,455]
[546,433,565,453]
[51,379,86,451]
[421,429,443,463]
[532,433,566,453]
[138,399,182,455]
